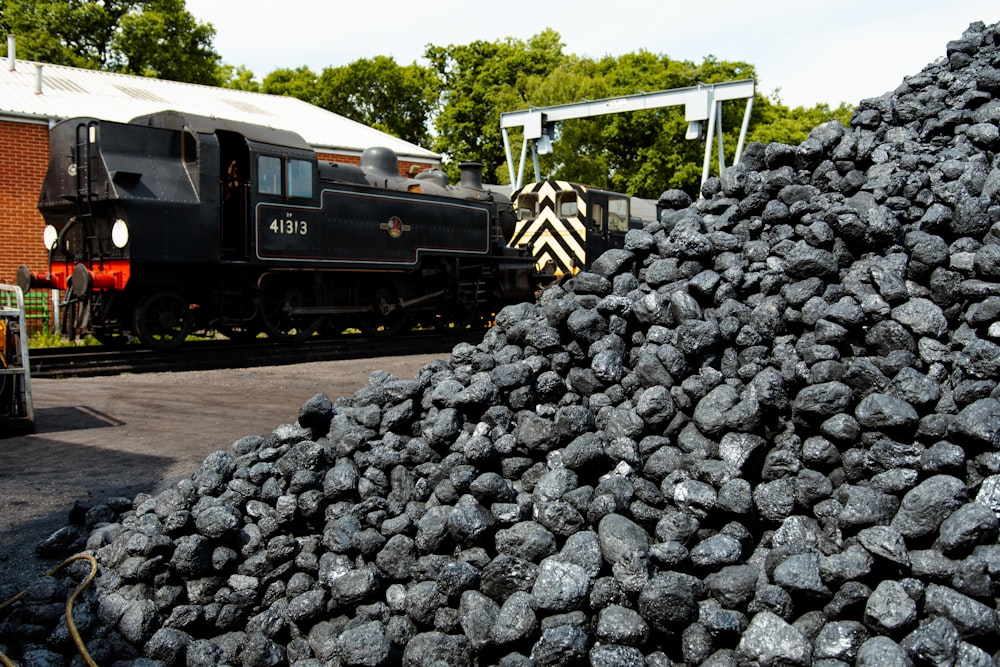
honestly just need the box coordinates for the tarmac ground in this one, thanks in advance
[0,353,442,593]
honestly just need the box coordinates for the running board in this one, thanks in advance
[288,290,447,316]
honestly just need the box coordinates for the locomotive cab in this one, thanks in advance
[19,116,211,346]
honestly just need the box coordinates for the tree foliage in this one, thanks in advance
[260,66,319,104]
[747,96,854,146]
[219,64,260,92]
[317,56,437,146]
[425,29,569,182]
[112,0,218,83]
[0,0,220,84]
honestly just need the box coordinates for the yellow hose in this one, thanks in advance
[0,553,99,667]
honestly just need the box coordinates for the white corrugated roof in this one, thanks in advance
[0,58,440,162]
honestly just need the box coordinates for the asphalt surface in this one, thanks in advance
[0,352,443,594]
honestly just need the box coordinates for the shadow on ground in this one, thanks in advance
[32,406,127,433]
[0,433,173,595]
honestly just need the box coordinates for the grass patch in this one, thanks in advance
[28,331,100,348]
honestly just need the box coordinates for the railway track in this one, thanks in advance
[27,331,483,378]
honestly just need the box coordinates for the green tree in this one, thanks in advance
[113,0,219,84]
[317,56,437,146]
[261,66,319,104]
[747,93,854,146]
[0,0,220,84]
[1,0,125,69]
[426,28,569,181]
[218,64,260,92]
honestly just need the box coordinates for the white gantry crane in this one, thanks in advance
[500,79,756,191]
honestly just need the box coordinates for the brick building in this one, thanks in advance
[0,51,441,289]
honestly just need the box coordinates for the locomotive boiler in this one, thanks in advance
[17,111,537,348]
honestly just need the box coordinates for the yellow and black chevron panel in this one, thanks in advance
[511,180,591,277]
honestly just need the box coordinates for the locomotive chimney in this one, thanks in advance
[458,161,484,190]
[7,34,15,71]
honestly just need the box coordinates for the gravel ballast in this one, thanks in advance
[3,19,1000,667]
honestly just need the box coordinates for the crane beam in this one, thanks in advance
[500,78,756,191]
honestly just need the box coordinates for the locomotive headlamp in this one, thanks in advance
[43,224,58,250]
[111,219,129,248]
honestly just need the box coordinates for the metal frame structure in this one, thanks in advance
[500,79,756,191]
[1,284,34,436]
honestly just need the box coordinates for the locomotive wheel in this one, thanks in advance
[133,290,192,349]
[258,282,323,342]
[355,281,410,337]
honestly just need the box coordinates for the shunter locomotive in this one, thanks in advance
[510,180,642,279]
[17,111,537,348]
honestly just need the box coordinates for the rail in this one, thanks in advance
[28,331,481,379]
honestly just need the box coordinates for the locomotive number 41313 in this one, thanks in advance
[269,218,309,235]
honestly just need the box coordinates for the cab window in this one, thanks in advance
[557,192,578,217]
[609,197,630,232]
[258,156,281,195]
[287,159,313,198]
[590,203,605,233]
[516,193,538,220]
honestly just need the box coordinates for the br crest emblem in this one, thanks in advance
[380,216,410,239]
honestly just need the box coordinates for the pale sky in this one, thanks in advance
[186,0,998,110]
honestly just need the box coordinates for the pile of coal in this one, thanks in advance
[4,19,1000,667]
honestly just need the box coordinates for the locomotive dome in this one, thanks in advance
[361,146,404,178]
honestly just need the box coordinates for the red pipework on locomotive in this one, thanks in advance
[20,259,131,293]
[75,260,131,292]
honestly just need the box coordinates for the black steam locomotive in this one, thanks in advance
[17,111,537,348]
